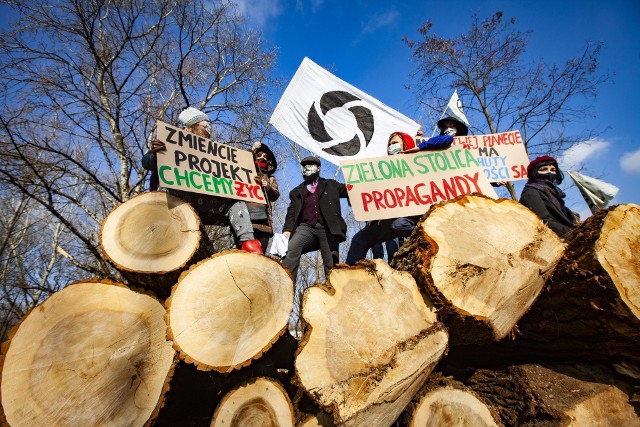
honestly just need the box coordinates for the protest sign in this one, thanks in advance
[155,121,265,204]
[451,130,529,182]
[341,148,497,221]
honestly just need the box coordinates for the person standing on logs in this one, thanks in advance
[346,131,431,265]
[247,141,280,253]
[519,155,580,237]
[142,107,263,253]
[281,156,349,283]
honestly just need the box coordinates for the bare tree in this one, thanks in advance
[404,11,609,199]
[0,0,278,325]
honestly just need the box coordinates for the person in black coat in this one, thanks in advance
[281,156,349,282]
[519,155,579,237]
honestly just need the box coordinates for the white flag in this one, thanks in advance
[446,90,469,125]
[568,170,619,214]
[269,57,420,166]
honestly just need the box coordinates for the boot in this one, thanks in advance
[241,239,263,254]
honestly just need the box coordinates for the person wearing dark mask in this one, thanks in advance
[141,107,263,253]
[281,156,349,284]
[346,132,423,265]
[247,141,280,252]
[519,155,579,237]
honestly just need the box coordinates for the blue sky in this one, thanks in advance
[236,0,640,219]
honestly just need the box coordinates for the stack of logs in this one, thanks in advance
[1,191,638,426]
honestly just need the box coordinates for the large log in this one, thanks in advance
[402,373,501,426]
[467,364,640,426]
[100,191,212,299]
[211,377,294,426]
[166,251,294,372]
[391,194,565,345]
[0,279,176,426]
[514,204,640,363]
[295,259,448,426]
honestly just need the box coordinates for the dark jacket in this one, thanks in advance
[283,178,349,242]
[520,180,577,236]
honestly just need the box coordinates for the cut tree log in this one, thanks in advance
[100,191,212,299]
[295,259,448,427]
[391,194,565,345]
[211,377,294,427]
[0,279,176,427]
[514,203,640,363]
[402,373,500,427]
[467,363,640,426]
[166,251,294,372]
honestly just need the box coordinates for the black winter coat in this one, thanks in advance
[519,181,577,237]
[283,178,349,242]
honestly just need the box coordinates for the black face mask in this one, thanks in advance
[539,172,558,183]
[303,172,319,182]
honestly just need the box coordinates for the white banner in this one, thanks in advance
[446,90,469,125]
[568,170,619,214]
[269,57,420,166]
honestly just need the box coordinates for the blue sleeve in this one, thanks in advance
[418,135,453,150]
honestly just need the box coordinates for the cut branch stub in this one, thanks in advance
[211,377,294,427]
[295,259,448,427]
[0,279,176,427]
[391,194,565,345]
[166,251,294,372]
[100,191,211,298]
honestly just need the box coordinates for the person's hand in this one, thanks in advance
[150,140,166,153]
[254,175,268,186]
[252,141,262,151]
[283,231,290,239]
[415,128,424,138]
[491,181,507,187]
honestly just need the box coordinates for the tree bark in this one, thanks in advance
[0,279,176,426]
[514,204,640,363]
[166,251,294,372]
[391,194,565,345]
[211,377,294,426]
[100,191,212,299]
[295,259,448,427]
[467,363,640,426]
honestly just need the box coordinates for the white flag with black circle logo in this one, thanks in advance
[269,57,420,166]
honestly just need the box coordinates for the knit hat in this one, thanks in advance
[178,107,209,128]
[527,155,557,176]
[437,116,469,136]
[388,132,418,153]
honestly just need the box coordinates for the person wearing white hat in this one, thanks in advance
[142,107,263,253]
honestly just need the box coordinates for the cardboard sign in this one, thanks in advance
[451,130,529,182]
[155,121,265,204]
[341,148,497,221]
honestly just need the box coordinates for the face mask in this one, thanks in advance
[443,127,457,136]
[256,161,267,170]
[303,165,318,177]
[388,143,402,155]
[539,172,558,183]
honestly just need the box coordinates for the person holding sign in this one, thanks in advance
[519,155,580,237]
[142,107,263,253]
[247,141,280,252]
[345,131,424,266]
[281,156,350,283]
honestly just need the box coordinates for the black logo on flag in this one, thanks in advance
[307,91,374,156]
